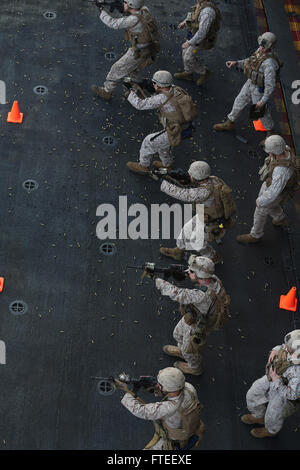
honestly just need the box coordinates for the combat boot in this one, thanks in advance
[196,69,211,86]
[91,85,112,101]
[127,162,150,175]
[236,233,262,244]
[241,414,265,425]
[152,161,173,171]
[163,345,183,359]
[213,119,235,132]
[160,246,184,261]
[250,427,278,439]
[174,361,203,376]
[174,71,194,81]
[272,216,289,227]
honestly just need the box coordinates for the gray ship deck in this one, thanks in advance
[0,0,299,450]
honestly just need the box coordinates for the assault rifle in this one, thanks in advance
[92,372,158,396]
[127,262,187,281]
[123,77,156,98]
[88,0,124,13]
[150,167,191,187]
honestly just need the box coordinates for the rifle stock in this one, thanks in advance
[88,0,124,13]
[123,77,155,98]
[127,263,187,281]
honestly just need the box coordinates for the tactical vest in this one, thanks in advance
[180,277,230,333]
[243,49,282,88]
[158,86,198,147]
[205,278,230,331]
[158,86,197,126]
[162,387,204,443]
[125,8,159,50]
[186,1,221,49]
[260,152,299,203]
[192,176,236,225]
[202,176,226,221]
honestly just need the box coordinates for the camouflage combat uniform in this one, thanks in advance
[160,178,225,259]
[246,344,300,434]
[227,48,280,130]
[127,89,178,167]
[182,3,217,77]
[121,382,203,449]
[99,8,154,93]
[155,277,225,371]
[250,148,294,239]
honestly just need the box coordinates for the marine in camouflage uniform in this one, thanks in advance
[159,161,236,264]
[91,0,158,100]
[126,84,174,172]
[176,213,214,261]
[126,71,197,174]
[175,1,221,86]
[154,255,230,375]
[237,135,297,244]
[213,32,281,139]
[241,330,300,438]
[116,367,205,450]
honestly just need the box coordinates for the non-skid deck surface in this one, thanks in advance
[0,0,299,449]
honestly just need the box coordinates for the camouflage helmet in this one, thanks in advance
[188,161,211,181]
[126,0,144,8]
[284,330,300,351]
[284,330,300,364]
[157,367,185,392]
[264,135,286,155]
[258,32,276,49]
[188,254,215,278]
[152,70,173,87]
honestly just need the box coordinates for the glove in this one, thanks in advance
[130,83,140,93]
[152,169,165,179]
[114,379,130,393]
[140,79,155,95]
[168,169,191,185]
[143,268,156,279]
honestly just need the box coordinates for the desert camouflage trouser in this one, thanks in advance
[228,79,274,131]
[246,375,297,434]
[250,182,286,239]
[139,130,173,167]
[182,45,208,76]
[173,317,205,370]
[176,215,217,260]
[104,48,145,92]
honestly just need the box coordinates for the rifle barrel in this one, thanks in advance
[91,376,114,381]
[127,265,168,273]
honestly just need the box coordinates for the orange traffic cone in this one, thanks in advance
[0,277,4,293]
[279,287,298,312]
[253,119,267,132]
[7,100,23,124]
